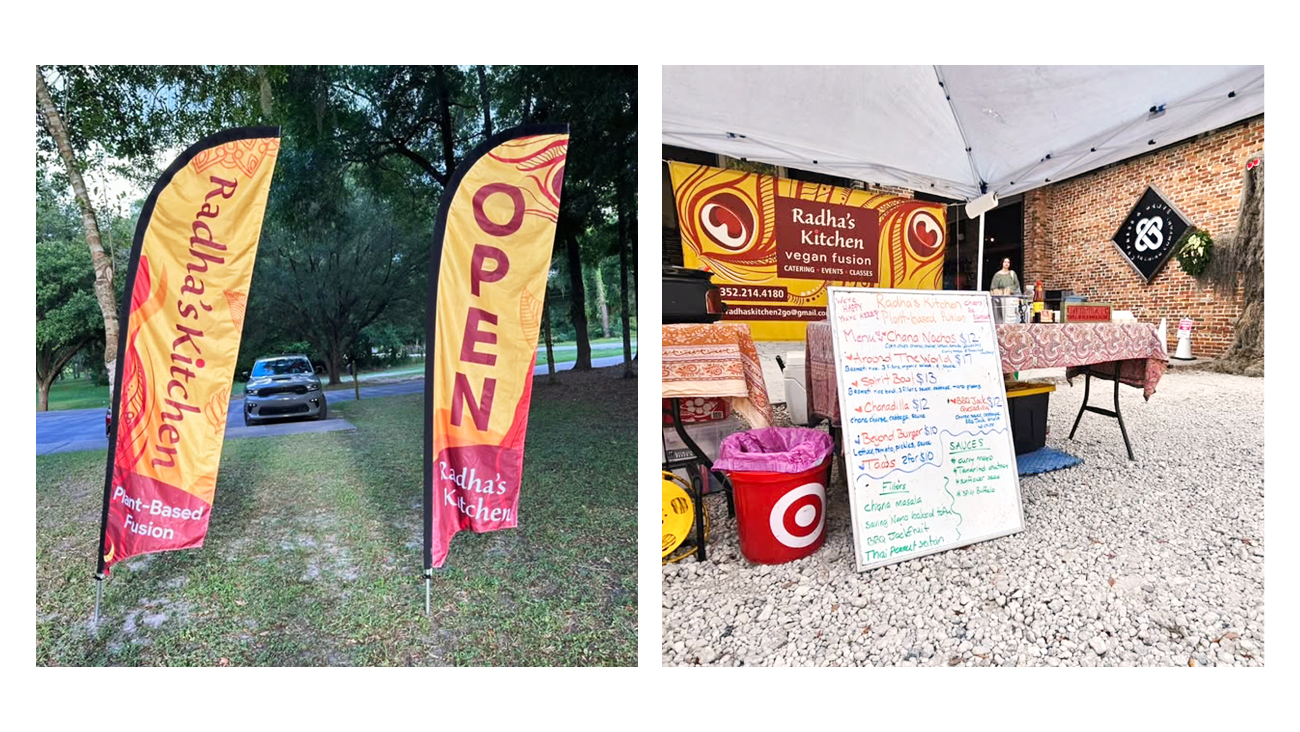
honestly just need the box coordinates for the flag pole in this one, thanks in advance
[421,122,450,618]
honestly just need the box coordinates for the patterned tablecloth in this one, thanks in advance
[663,323,773,428]
[806,320,1168,424]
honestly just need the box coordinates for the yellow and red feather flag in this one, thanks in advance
[97,128,279,574]
[424,125,568,569]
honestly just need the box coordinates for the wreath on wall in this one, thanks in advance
[1174,228,1214,277]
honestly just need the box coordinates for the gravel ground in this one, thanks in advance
[662,369,1264,667]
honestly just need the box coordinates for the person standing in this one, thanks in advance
[990,257,1021,295]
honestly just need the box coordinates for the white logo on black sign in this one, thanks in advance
[1111,186,1191,283]
[1133,216,1164,252]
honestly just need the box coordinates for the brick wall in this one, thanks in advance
[1022,116,1263,357]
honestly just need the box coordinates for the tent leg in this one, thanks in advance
[976,212,986,291]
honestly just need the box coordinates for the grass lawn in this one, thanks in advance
[39,379,112,412]
[36,367,637,666]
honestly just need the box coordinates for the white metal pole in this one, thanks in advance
[976,212,986,291]
[94,576,103,626]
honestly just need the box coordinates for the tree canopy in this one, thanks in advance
[36,65,637,400]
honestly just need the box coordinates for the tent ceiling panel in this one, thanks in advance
[663,65,975,197]
[664,65,1263,201]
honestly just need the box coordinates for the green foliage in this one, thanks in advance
[36,240,98,350]
[37,65,268,190]
[37,65,637,386]
[36,238,100,390]
[1175,228,1214,278]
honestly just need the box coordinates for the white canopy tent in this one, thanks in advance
[663,65,1263,201]
[664,65,1262,293]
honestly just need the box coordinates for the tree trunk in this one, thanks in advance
[37,342,84,412]
[617,187,634,379]
[542,293,558,385]
[476,65,493,138]
[628,172,638,357]
[37,377,52,412]
[435,66,456,179]
[36,67,119,398]
[352,351,361,401]
[564,226,592,371]
[592,263,611,338]
[326,343,344,385]
[257,65,274,117]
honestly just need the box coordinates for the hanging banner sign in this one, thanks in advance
[98,128,280,574]
[1110,185,1192,283]
[670,162,946,340]
[425,125,568,569]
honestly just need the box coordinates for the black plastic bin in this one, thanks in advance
[1006,382,1055,454]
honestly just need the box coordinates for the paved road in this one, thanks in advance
[36,351,635,455]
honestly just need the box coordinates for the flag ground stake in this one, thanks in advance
[93,575,104,626]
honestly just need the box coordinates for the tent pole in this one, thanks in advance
[976,212,986,290]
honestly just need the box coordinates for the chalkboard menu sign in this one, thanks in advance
[827,288,1025,572]
[1111,186,1192,283]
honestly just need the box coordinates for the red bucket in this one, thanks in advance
[730,457,831,564]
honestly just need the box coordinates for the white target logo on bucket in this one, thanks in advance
[769,481,826,548]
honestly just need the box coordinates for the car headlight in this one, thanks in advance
[306,382,320,391]
[247,388,258,397]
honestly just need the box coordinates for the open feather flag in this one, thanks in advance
[425,124,568,569]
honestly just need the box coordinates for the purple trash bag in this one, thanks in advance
[713,427,834,473]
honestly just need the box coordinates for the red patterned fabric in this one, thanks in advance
[999,323,1168,399]
[805,320,1168,424]
[663,323,773,428]
[805,320,840,423]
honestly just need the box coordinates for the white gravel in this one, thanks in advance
[662,369,1264,667]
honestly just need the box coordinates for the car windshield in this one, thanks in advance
[252,358,313,377]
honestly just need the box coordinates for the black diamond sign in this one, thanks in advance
[1111,186,1192,283]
